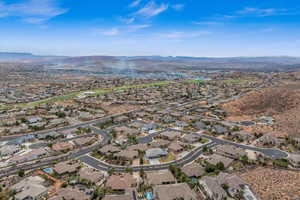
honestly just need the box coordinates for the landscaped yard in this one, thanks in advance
[159,153,176,163]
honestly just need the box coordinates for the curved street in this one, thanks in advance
[0,100,290,177]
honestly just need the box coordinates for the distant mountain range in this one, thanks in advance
[1,52,300,63]
[0,52,65,61]
[1,52,300,72]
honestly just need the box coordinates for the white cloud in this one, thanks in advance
[120,17,135,24]
[0,0,67,24]
[193,21,223,25]
[237,7,286,17]
[172,4,184,11]
[99,28,120,36]
[127,24,151,32]
[135,1,168,18]
[158,31,211,39]
[95,24,150,36]
[129,0,142,8]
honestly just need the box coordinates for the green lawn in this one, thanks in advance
[222,79,250,84]
[0,104,9,110]
[186,79,205,84]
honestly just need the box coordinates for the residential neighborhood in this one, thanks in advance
[0,70,300,200]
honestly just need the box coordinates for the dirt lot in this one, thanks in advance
[239,167,300,200]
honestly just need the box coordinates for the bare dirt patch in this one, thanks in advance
[239,167,300,200]
[101,103,143,115]
[223,87,300,116]
[223,85,300,137]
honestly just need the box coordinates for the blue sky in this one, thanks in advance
[0,0,300,56]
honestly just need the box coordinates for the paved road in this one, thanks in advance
[78,141,217,172]
[1,124,289,178]
[173,129,289,159]
[0,126,111,178]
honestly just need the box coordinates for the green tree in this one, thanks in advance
[18,170,25,177]
[125,167,133,174]
[108,168,115,176]
[140,168,145,178]
[203,146,208,152]
[56,111,66,118]
[216,162,225,171]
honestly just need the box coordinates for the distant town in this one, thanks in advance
[0,55,300,200]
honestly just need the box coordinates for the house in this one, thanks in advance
[193,121,207,130]
[27,117,43,124]
[8,135,35,145]
[0,144,20,157]
[58,128,78,137]
[146,170,176,185]
[11,176,48,200]
[79,167,104,184]
[170,112,183,118]
[181,134,201,144]
[128,121,145,129]
[215,145,247,159]
[206,154,234,168]
[9,148,48,164]
[37,131,61,140]
[49,187,91,200]
[182,163,205,178]
[114,135,128,145]
[46,119,68,129]
[114,126,139,136]
[200,176,228,200]
[230,131,254,142]
[142,123,157,132]
[212,125,228,135]
[54,160,80,175]
[288,154,300,168]
[133,112,148,119]
[256,134,286,147]
[102,194,132,200]
[291,137,300,148]
[161,116,176,124]
[127,144,148,152]
[181,115,200,122]
[146,148,168,159]
[257,116,274,125]
[105,174,137,191]
[160,131,182,141]
[168,142,184,153]
[150,139,170,148]
[52,141,74,152]
[99,145,120,154]
[200,173,258,200]
[115,150,139,160]
[30,122,47,129]
[73,136,95,146]
[113,115,129,123]
[153,183,198,200]
[175,121,189,128]
[78,111,94,121]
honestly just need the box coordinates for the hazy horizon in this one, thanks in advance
[0,0,300,57]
